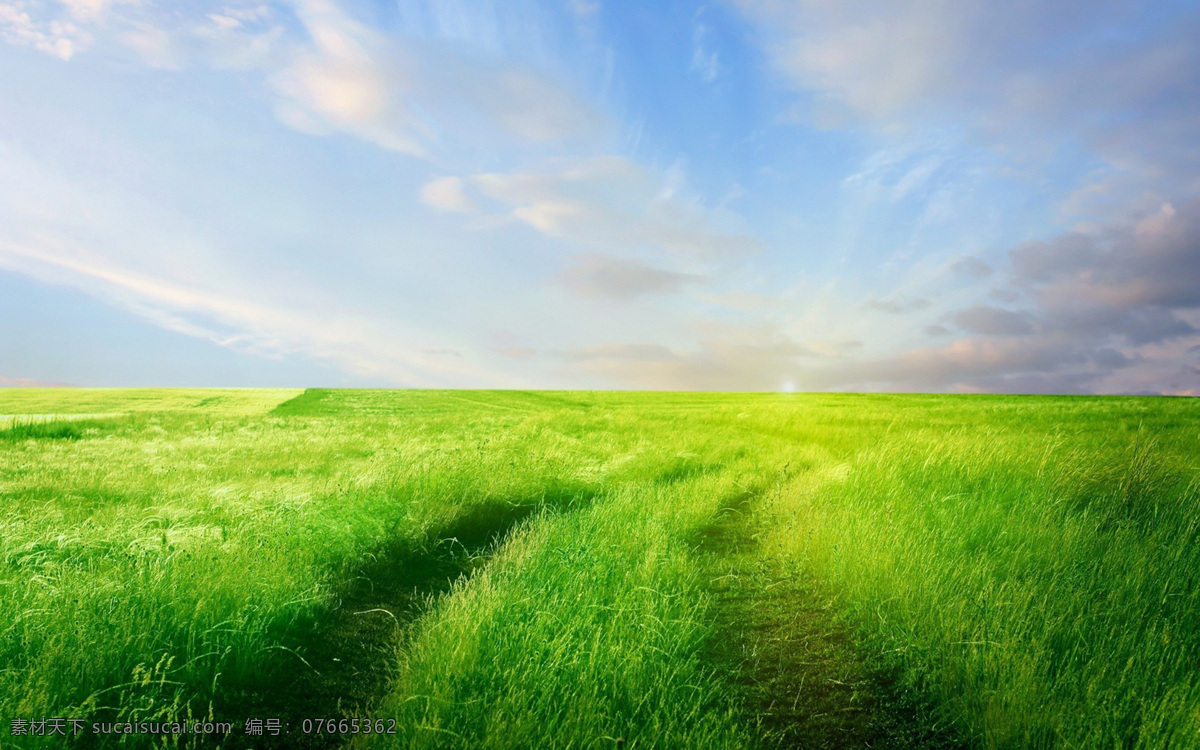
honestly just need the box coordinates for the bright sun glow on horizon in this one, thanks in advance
[1,0,1198,395]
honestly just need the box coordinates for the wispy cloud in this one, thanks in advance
[0,231,505,386]
[689,5,720,83]
[0,135,516,387]
[270,0,608,157]
[864,296,930,314]
[270,0,430,156]
[558,253,705,301]
[1,0,607,162]
[419,175,479,213]
[734,0,1200,209]
[445,157,760,259]
[0,1,89,59]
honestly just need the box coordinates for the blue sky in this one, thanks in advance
[1,0,1199,393]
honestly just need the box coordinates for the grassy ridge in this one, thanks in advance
[371,432,774,748]
[1,390,1197,748]
[375,480,755,748]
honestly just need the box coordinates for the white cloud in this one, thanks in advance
[0,0,606,161]
[59,0,130,23]
[0,0,149,61]
[558,253,705,300]
[689,7,720,83]
[271,0,429,157]
[266,1,606,157]
[195,5,282,70]
[735,0,972,118]
[464,156,759,259]
[0,1,87,59]
[570,0,599,18]
[735,1,1083,120]
[446,64,605,144]
[733,0,1200,208]
[420,176,478,213]
[0,231,507,387]
[119,20,175,68]
[0,139,512,387]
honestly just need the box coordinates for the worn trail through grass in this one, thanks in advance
[225,501,544,749]
[699,480,965,749]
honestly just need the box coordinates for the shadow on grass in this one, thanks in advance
[219,490,594,749]
[214,456,718,748]
[698,492,966,750]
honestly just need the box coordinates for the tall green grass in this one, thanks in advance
[0,390,774,747]
[374,474,761,749]
[0,417,87,442]
[756,399,1200,748]
[1,389,1196,748]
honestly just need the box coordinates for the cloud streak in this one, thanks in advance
[558,253,705,301]
[430,157,760,259]
[271,0,429,156]
[1,0,607,162]
[734,0,1200,204]
[0,231,506,387]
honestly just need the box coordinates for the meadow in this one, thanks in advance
[0,388,1196,748]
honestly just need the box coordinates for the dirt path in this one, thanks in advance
[699,492,966,749]
[221,501,540,749]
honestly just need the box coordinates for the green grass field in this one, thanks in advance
[1,389,1197,748]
